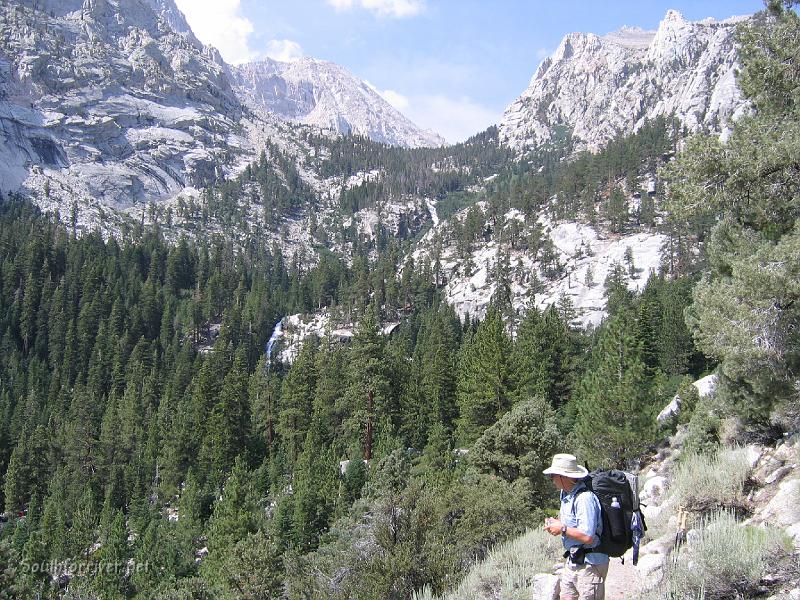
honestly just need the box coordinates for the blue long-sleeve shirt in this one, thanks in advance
[559,481,609,565]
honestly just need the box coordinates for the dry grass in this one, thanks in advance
[635,509,793,600]
[670,447,751,511]
[412,528,562,600]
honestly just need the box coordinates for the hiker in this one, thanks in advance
[543,453,610,600]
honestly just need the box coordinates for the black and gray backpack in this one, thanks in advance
[573,469,647,564]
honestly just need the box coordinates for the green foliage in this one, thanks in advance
[201,459,262,578]
[0,538,29,599]
[414,528,563,600]
[93,510,131,599]
[401,305,460,447]
[510,306,576,409]
[291,428,337,552]
[285,473,532,600]
[470,397,559,505]
[455,309,512,444]
[341,455,368,506]
[278,340,318,466]
[153,577,218,600]
[212,531,283,600]
[681,399,721,454]
[131,517,196,595]
[574,311,658,468]
[603,262,633,317]
[665,4,800,432]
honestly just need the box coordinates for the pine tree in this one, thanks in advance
[312,338,345,448]
[574,312,656,468]
[94,510,130,599]
[604,261,632,317]
[455,308,512,444]
[202,459,260,579]
[470,397,559,505]
[665,2,800,425]
[213,531,283,599]
[340,306,393,456]
[510,307,551,404]
[70,486,99,559]
[206,349,251,477]
[277,340,317,465]
[605,186,628,233]
[291,427,336,552]
[249,357,280,457]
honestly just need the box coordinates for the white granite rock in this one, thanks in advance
[758,478,800,529]
[500,11,749,153]
[640,476,668,504]
[231,58,444,148]
[635,553,666,587]
[531,573,560,600]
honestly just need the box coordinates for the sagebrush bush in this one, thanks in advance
[636,510,792,600]
[412,528,562,600]
[671,447,750,510]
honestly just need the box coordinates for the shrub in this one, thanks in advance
[470,397,559,505]
[636,510,793,600]
[412,528,562,600]
[681,396,721,456]
[285,473,534,600]
[671,448,750,512]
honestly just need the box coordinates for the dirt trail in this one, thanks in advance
[605,557,640,599]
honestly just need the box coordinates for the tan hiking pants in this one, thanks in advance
[559,561,609,600]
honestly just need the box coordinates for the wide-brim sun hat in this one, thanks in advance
[542,453,589,478]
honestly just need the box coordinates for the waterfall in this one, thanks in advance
[265,318,283,368]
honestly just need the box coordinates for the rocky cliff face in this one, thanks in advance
[230,58,445,149]
[500,10,750,152]
[0,0,246,207]
[0,0,443,213]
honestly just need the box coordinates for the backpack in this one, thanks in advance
[572,469,647,564]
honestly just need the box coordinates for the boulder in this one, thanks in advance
[786,522,800,550]
[755,454,785,483]
[531,573,559,600]
[639,531,675,556]
[759,478,800,528]
[642,503,664,522]
[634,553,665,587]
[766,465,794,485]
[746,445,764,468]
[774,440,799,463]
[640,476,667,504]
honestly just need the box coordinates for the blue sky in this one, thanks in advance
[175,0,763,143]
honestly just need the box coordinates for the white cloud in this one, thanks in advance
[365,80,409,110]
[327,0,354,9]
[404,95,500,144]
[266,40,304,63]
[326,0,425,19]
[380,89,410,111]
[536,47,551,60]
[174,0,258,64]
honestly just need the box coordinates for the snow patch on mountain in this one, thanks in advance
[500,10,751,152]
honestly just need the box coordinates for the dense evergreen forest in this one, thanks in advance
[0,197,702,599]
[0,2,798,599]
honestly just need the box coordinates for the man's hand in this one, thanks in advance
[544,517,563,536]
